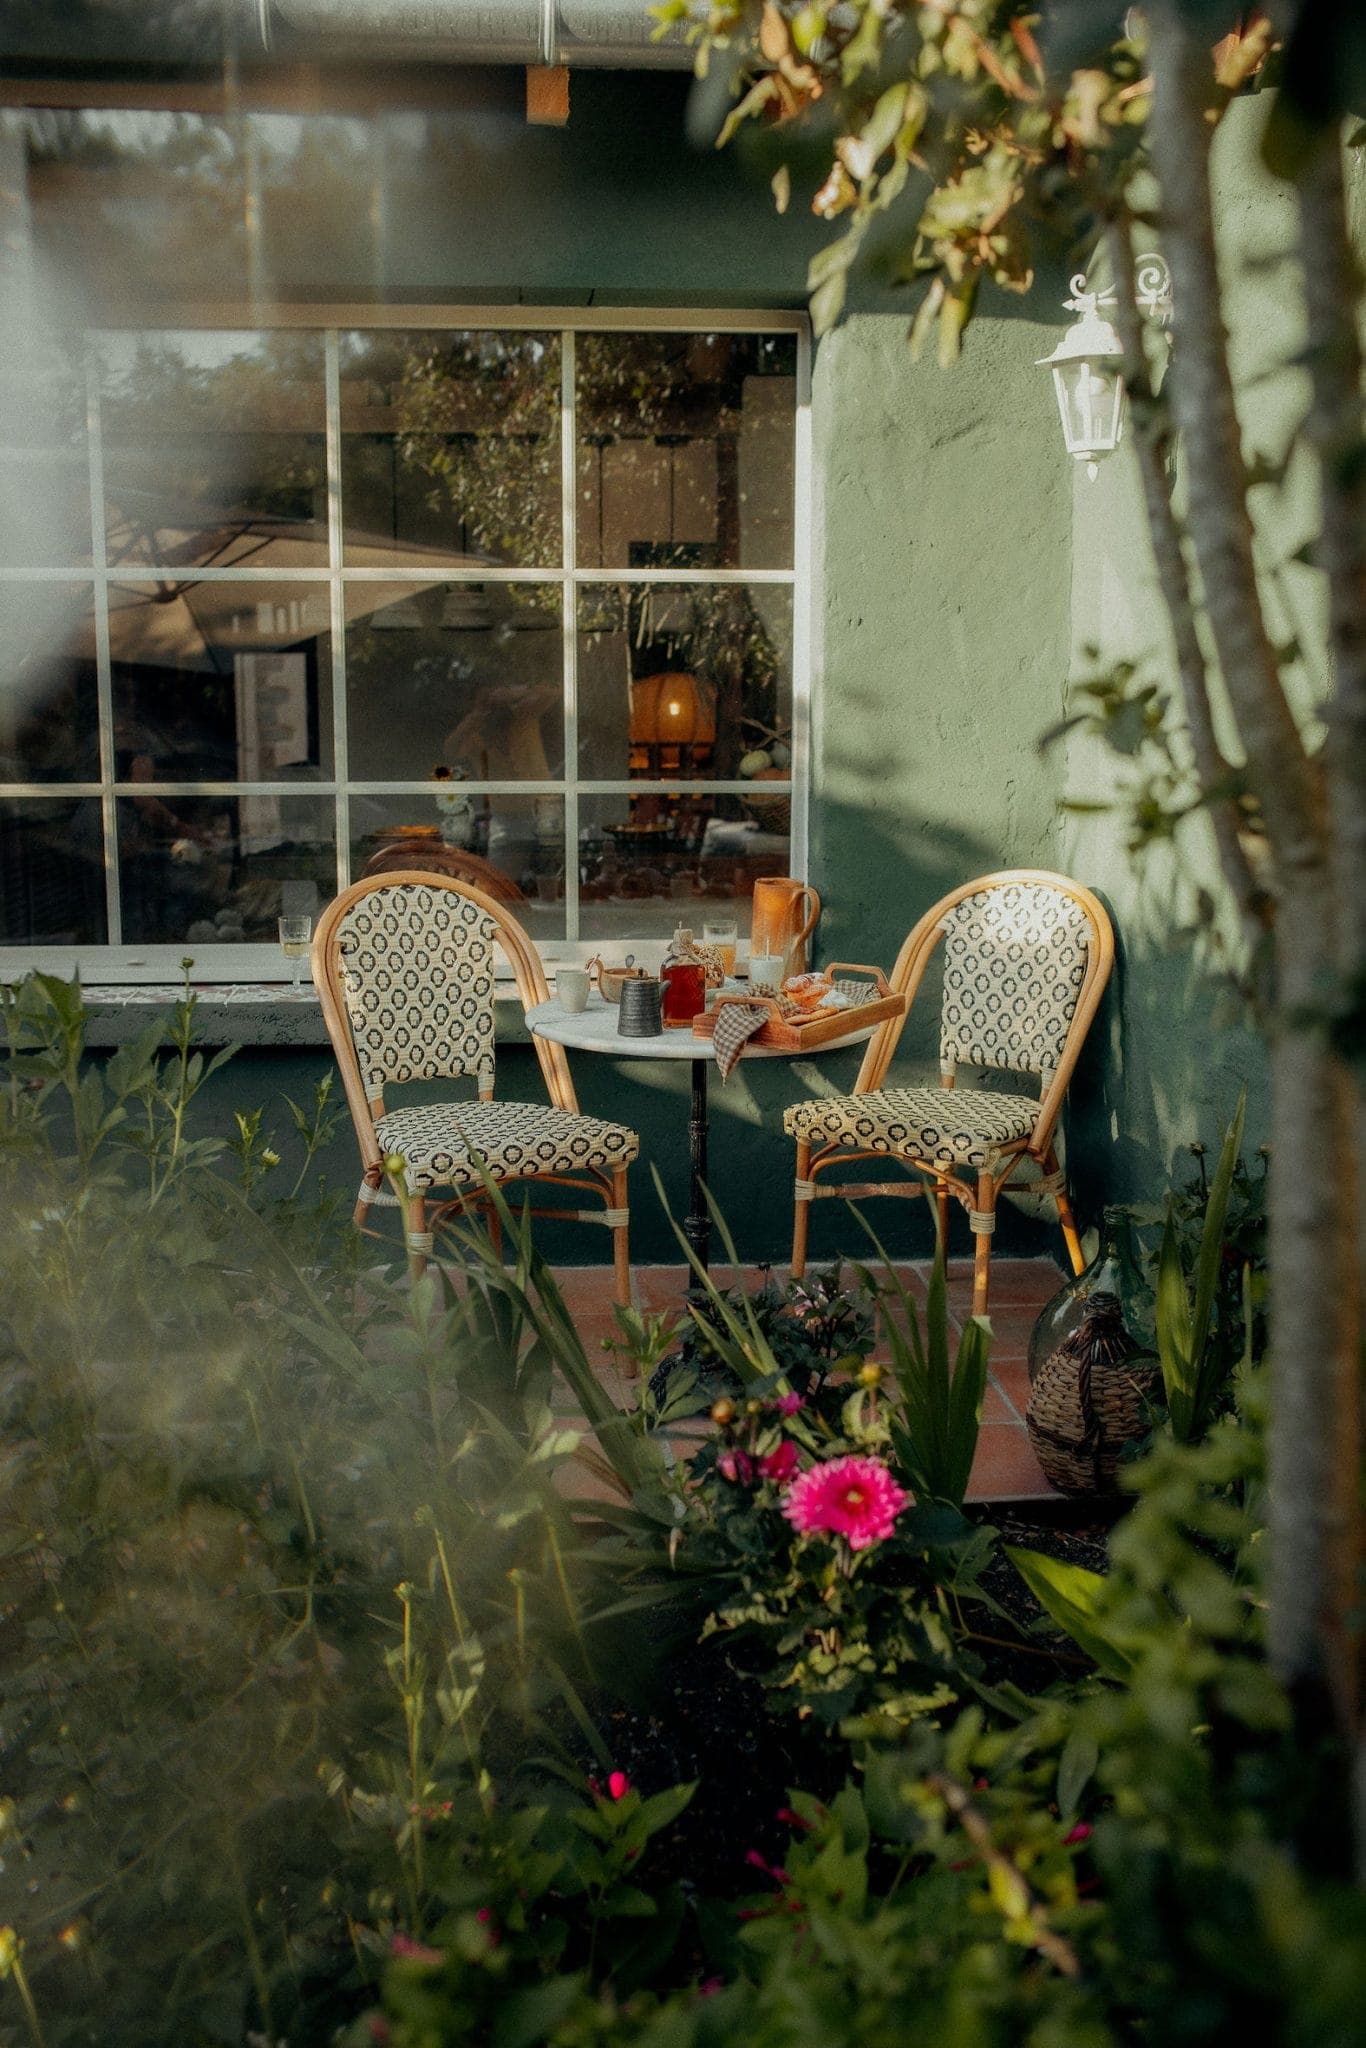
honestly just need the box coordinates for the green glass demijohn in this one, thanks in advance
[1027,1205,1144,1385]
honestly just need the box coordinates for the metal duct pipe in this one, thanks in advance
[266,0,697,68]
[0,0,696,71]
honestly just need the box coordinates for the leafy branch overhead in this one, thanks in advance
[658,0,1206,357]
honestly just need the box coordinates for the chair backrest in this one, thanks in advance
[938,878,1093,1085]
[856,870,1113,1154]
[312,874,578,1173]
[332,878,500,1096]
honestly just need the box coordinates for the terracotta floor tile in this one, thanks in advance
[965,1423,1056,1502]
[632,1264,696,1311]
[554,1451,636,1513]
[991,1358,1033,1413]
[981,1379,1017,1424]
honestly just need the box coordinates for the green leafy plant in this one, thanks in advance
[1154,1091,1252,1441]
[854,1225,989,1509]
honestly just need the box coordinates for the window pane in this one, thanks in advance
[0,342,91,566]
[576,333,795,571]
[577,582,791,782]
[0,797,107,943]
[577,795,790,947]
[340,331,561,567]
[350,793,565,944]
[109,580,332,784]
[346,580,563,781]
[0,584,99,781]
[116,795,334,945]
[100,332,326,570]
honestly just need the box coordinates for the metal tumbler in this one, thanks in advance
[616,976,663,1037]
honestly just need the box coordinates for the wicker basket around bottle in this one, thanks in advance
[1025,1293,1157,1495]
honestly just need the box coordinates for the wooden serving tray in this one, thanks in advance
[691,963,905,1051]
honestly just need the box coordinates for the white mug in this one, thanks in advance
[749,952,787,991]
[557,966,591,1013]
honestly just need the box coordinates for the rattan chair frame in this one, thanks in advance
[790,869,1114,1316]
[312,868,633,1304]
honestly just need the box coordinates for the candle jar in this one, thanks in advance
[661,960,707,1026]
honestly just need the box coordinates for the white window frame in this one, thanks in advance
[0,304,812,984]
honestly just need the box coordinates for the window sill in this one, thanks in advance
[76,982,537,1050]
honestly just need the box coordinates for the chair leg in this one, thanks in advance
[1049,1150,1085,1275]
[354,1164,383,1230]
[486,1199,503,1265]
[611,1166,632,1312]
[935,1176,951,1257]
[791,1141,812,1280]
[971,1170,995,1319]
[408,1194,428,1282]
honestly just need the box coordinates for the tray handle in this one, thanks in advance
[709,992,786,1021]
[822,961,894,998]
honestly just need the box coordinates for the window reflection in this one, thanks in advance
[577,333,795,571]
[109,580,331,785]
[116,795,333,945]
[351,794,565,943]
[576,795,790,945]
[0,345,91,567]
[0,584,99,782]
[0,798,106,944]
[578,582,791,781]
[345,581,563,782]
[340,331,561,567]
[100,332,325,570]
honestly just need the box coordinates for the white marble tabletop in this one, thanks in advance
[526,992,874,1061]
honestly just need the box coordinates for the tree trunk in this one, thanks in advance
[1297,126,1366,1855]
[1103,217,1272,971]
[1147,7,1357,1753]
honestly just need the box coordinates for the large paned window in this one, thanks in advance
[0,311,808,978]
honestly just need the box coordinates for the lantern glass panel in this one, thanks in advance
[1051,358,1123,459]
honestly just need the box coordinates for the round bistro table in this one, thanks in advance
[526,991,876,1277]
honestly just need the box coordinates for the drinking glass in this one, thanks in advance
[278,913,313,992]
[702,916,738,978]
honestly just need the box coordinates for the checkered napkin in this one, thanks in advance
[712,1002,770,1082]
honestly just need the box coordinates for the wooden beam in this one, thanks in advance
[525,65,569,126]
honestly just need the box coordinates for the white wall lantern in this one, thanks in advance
[1039,258,1172,479]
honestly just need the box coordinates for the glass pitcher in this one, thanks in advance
[1027,1205,1146,1384]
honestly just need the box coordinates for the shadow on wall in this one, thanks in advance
[1066,891,1269,1226]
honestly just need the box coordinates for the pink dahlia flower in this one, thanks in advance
[781,1454,907,1552]
[759,1439,801,1486]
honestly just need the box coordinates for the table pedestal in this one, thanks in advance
[685,1056,711,1274]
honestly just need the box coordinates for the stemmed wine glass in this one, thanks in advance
[278,914,313,993]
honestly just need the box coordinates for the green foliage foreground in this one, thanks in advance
[0,976,1362,2047]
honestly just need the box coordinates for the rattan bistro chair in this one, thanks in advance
[784,871,1113,1317]
[312,871,638,1302]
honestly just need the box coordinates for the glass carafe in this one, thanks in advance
[1027,1206,1145,1385]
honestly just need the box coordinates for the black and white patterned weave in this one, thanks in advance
[376,1100,639,1192]
[939,882,1090,1078]
[336,883,498,1095]
[783,1085,1039,1171]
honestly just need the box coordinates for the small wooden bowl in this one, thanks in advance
[589,957,652,1005]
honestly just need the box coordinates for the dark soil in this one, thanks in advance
[963,1500,1124,1689]
[599,1634,841,1898]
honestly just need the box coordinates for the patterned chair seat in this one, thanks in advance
[783,1085,1040,1171]
[375,1100,640,1193]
